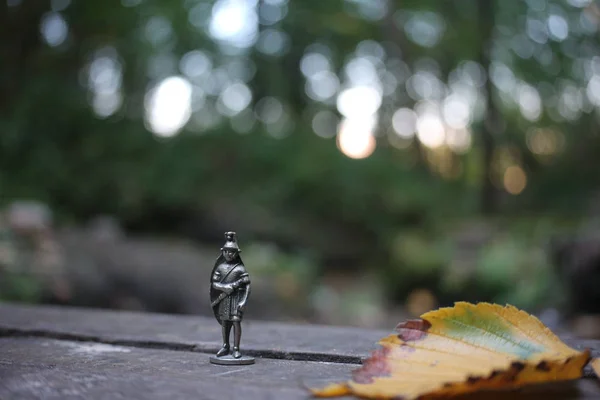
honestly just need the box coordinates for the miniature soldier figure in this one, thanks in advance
[209,232,254,365]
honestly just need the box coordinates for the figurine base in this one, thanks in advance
[209,354,255,366]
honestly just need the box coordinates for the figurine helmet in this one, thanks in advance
[221,231,241,252]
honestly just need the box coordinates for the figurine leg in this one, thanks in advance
[232,321,242,358]
[216,321,232,357]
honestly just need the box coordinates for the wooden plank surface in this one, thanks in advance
[1,336,600,400]
[1,302,599,399]
[0,337,354,400]
[0,303,389,363]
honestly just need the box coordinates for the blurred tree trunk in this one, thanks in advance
[0,2,47,116]
[477,0,500,214]
[382,0,428,172]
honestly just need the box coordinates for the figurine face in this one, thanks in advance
[223,249,236,262]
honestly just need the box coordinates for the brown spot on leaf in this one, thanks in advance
[352,347,392,384]
[536,361,550,372]
[510,361,525,372]
[466,376,481,384]
[396,319,432,342]
[501,362,526,382]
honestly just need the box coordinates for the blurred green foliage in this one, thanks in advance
[0,272,43,303]
[2,0,600,312]
[0,226,43,302]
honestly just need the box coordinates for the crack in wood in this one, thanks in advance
[210,367,250,377]
[0,327,363,365]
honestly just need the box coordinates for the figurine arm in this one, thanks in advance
[232,275,250,288]
[211,271,235,294]
[237,274,251,310]
[211,271,249,293]
[212,280,235,294]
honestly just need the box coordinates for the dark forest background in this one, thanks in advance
[2,0,600,335]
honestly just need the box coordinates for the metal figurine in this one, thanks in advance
[209,232,255,365]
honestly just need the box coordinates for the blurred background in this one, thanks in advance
[2,0,600,337]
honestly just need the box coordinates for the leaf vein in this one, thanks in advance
[442,316,542,356]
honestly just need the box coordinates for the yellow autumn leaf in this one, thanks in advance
[592,358,600,379]
[311,302,593,399]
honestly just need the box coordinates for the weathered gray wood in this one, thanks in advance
[0,337,354,400]
[0,302,599,399]
[0,303,390,363]
[1,303,598,362]
[1,337,599,399]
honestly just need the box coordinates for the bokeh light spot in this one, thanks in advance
[40,12,68,47]
[145,76,193,137]
[547,14,569,41]
[586,75,600,106]
[300,52,331,78]
[445,128,472,154]
[306,71,339,102]
[337,86,382,119]
[503,165,527,195]
[256,29,290,56]
[179,50,212,80]
[209,0,258,49]
[312,110,339,138]
[402,11,446,48]
[526,128,564,156]
[416,113,445,149]
[518,84,542,121]
[392,108,417,138]
[337,117,376,159]
[255,96,284,125]
[218,82,252,116]
[442,94,471,129]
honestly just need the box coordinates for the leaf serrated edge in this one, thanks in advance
[347,348,591,400]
